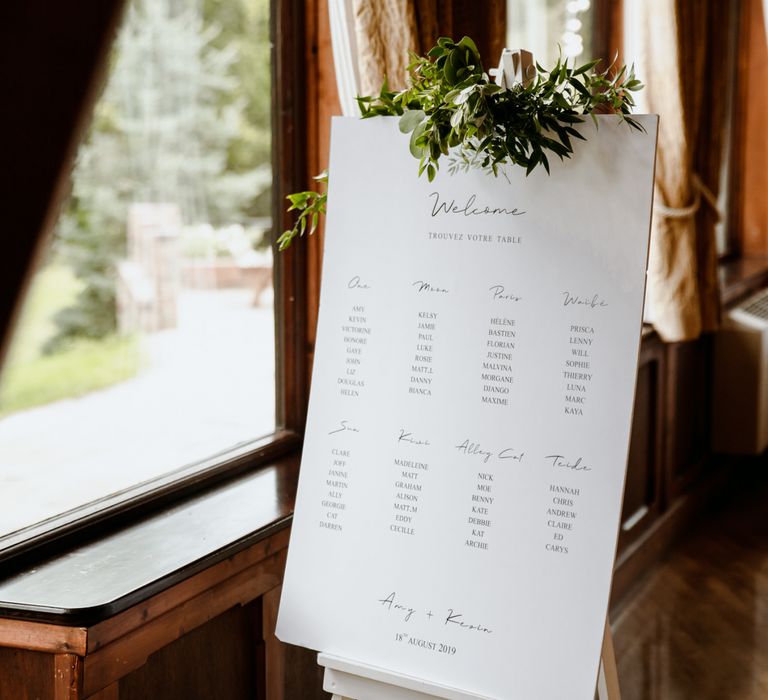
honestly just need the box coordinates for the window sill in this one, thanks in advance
[0,429,301,568]
[0,455,299,626]
[720,254,768,307]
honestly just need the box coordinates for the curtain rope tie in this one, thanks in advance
[654,173,722,221]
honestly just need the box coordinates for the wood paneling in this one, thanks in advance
[0,647,55,700]
[619,337,665,552]
[285,644,327,700]
[87,528,289,653]
[609,316,744,609]
[54,654,83,700]
[274,0,312,431]
[0,531,293,700]
[735,0,768,255]
[665,340,710,498]
[448,2,507,64]
[304,0,341,363]
[623,366,654,518]
[117,604,260,700]
[83,551,285,695]
[86,684,119,700]
[0,620,87,655]
[593,0,623,66]
[262,586,285,700]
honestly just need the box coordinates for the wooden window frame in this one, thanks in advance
[0,0,311,569]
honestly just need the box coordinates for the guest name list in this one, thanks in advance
[278,115,658,700]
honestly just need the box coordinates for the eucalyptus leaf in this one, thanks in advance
[399,109,426,133]
[409,121,427,158]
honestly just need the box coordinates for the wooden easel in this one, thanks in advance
[324,12,623,696]
[319,618,620,700]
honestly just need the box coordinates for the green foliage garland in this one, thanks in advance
[277,36,643,251]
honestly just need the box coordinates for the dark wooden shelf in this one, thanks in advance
[0,457,299,626]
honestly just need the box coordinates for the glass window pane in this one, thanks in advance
[506,0,595,70]
[0,0,275,539]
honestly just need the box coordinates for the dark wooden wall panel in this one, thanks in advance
[622,366,655,527]
[666,340,711,498]
[612,331,722,606]
[619,336,665,553]
[624,363,654,516]
[118,604,261,700]
[0,648,55,700]
[285,644,326,700]
[449,1,507,65]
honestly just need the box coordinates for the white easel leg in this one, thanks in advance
[597,618,621,700]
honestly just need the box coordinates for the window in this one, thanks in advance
[0,0,306,556]
[506,0,595,70]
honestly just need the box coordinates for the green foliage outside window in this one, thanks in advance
[48,0,272,351]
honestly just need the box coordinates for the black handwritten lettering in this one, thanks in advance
[348,275,370,289]
[378,592,416,622]
[445,609,493,634]
[562,291,607,309]
[328,420,360,436]
[429,192,525,218]
[545,454,592,472]
[398,429,430,446]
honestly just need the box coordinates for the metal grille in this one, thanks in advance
[742,289,768,321]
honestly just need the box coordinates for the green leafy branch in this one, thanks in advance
[276,171,327,251]
[278,36,644,249]
[357,36,644,179]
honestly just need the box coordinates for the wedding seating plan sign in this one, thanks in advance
[277,115,658,700]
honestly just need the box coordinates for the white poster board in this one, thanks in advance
[277,115,658,700]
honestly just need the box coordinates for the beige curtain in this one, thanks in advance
[351,0,506,95]
[639,0,730,342]
[352,0,419,94]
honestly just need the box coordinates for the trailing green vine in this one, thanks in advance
[277,36,643,250]
[277,171,327,251]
